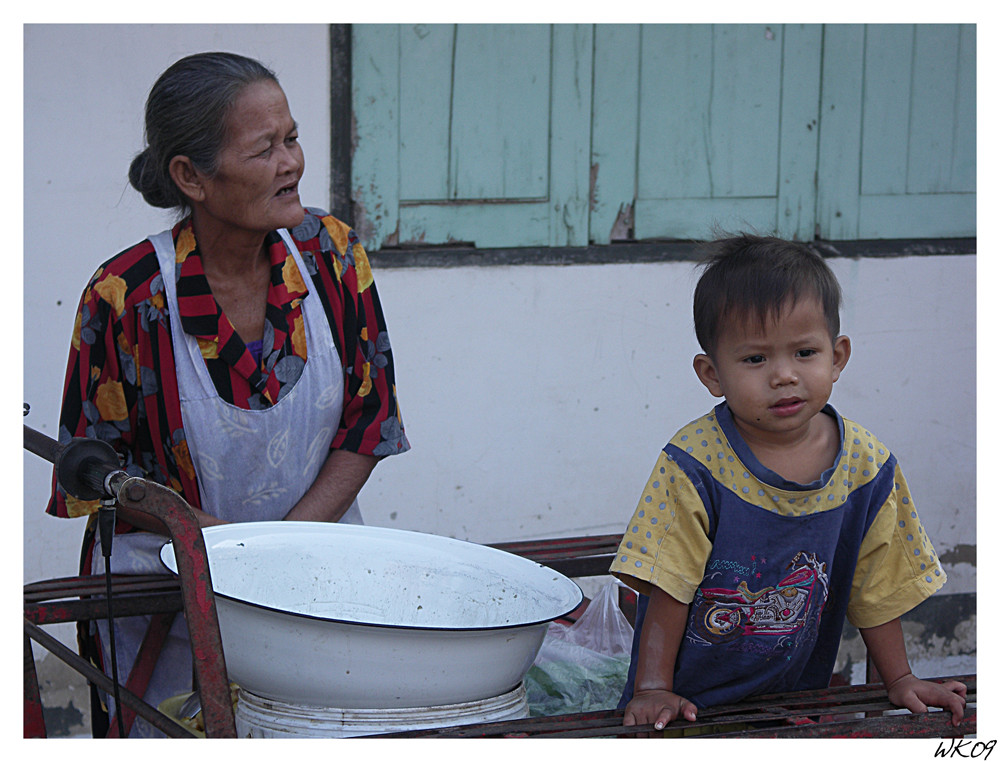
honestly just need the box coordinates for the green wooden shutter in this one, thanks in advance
[590,24,824,244]
[350,23,974,250]
[352,23,593,251]
[816,24,975,239]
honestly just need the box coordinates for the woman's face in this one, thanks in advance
[195,79,306,240]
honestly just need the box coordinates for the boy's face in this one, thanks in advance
[693,297,851,446]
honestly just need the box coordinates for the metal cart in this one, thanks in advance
[24,426,975,739]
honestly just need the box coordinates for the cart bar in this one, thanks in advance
[23,425,237,738]
[113,478,237,738]
[489,534,621,560]
[25,590,184,626]
[24,618,196,738]
[24,634,45,738]
[371,675,975,738]
[24,573,180,601]
[489,534,621,578]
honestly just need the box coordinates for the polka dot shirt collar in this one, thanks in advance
[670,402,892,517]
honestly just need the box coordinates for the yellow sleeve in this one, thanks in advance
[847,462,947,629]
[609,450,713,603]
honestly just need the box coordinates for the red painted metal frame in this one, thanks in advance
[25,574,183,625]
[490,534,621,577]
[113,477,236,737]
[23,474,237,738]
[24,634,45,738]
[24,617,196,737]
[106,611,177,737]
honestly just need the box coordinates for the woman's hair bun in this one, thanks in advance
[128,146,181,209]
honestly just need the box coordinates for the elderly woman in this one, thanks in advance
[46,52,410,736]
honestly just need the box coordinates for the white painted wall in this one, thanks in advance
[23,25,976,668]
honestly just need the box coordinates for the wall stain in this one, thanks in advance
[834,592,976,682]
[939,543,976,567]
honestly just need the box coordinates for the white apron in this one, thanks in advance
[92,228,360,735]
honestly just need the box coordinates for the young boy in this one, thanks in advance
[610,235,967,731]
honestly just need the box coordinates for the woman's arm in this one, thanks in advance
[109,438,380,533]
[282,449,379,523]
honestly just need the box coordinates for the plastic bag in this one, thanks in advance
[524,579,634,716]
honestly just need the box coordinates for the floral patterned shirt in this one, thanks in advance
[46,208,409,526]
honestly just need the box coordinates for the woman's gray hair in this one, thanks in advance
[128,52,278,211]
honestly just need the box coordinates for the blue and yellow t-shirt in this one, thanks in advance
[610,402,945,708]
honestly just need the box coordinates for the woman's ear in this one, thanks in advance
[693,353,725,398]
[831,335,851,383]
[168,155,207,204]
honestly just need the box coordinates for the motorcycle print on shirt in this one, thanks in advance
[688,551,830,648]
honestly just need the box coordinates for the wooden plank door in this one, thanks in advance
[593,24,824,243]
[350,23,974,250]
[351,24,593,251]
[816,24,976,239]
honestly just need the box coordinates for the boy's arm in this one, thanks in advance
[623,586,698,731]
[859,617,967,726]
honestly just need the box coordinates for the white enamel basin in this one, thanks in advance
[160,522,582,709]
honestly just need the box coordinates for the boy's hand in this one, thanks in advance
[886,673,968,726]
[623,688,698,734]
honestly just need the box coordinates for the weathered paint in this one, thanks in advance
[352,23,974,249]
[835,592,977,687]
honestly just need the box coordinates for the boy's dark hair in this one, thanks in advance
[693,234,842,356]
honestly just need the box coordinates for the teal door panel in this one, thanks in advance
[590,24,641,243]
[448,25,550,201]
[952,24,977,195]
[815,25,865,240]
[632,24,821,241]
[776,25,824,241]
[859,24,976,206]
[353,23,593,251]
[859,194,976,240]
[547,24,594,247]
[398,23,453,202]
[859,25,915,197]
[638,24,782,200]
[350,23,974,250]
[351,24,401,247]
[400,24,551,202]
[906,25,976,195]
[635,198,779,241]
[636,24,716,201]
[817,24,976,239]
[398,202,551,249]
